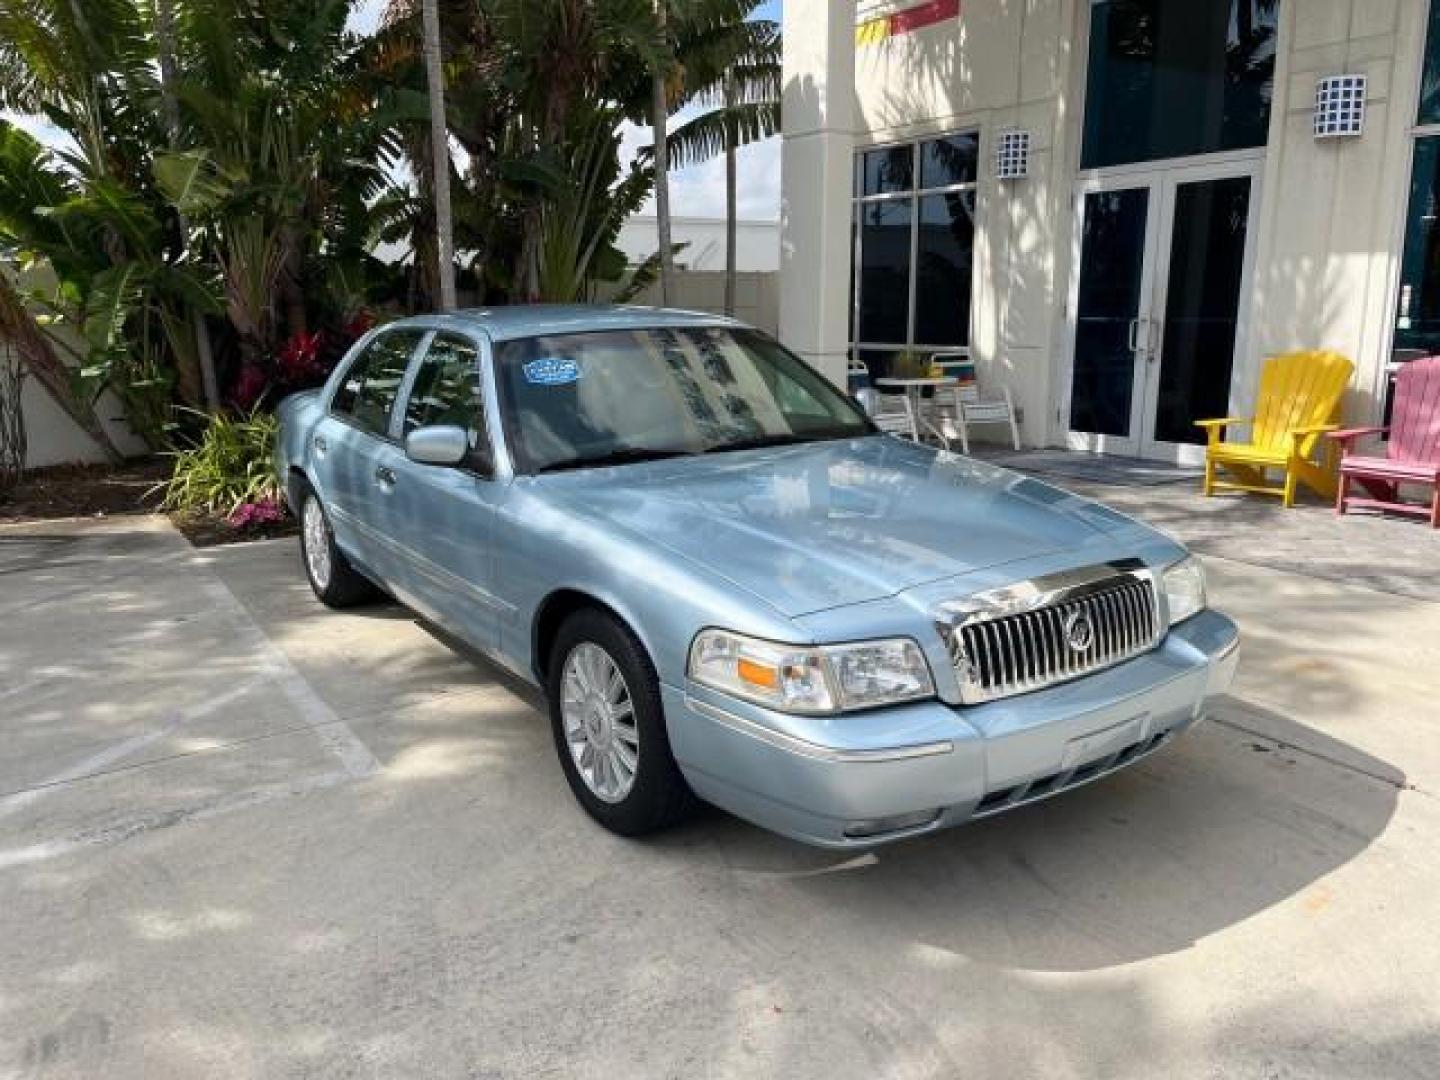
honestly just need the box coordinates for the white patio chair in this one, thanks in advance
[929,352,1021,453]
[850,359,917,439]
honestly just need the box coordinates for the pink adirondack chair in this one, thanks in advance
[1329,357,1440,527]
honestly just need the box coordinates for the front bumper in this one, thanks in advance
[664,609,1239,848]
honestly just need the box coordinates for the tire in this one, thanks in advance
[547,609,695,836]
[296,481,379,609]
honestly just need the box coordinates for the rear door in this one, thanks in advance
[310,327,428,582]
[384,330,505,652]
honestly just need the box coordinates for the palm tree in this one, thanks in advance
[420,0,456,310]
[156,0,404,367]
[660,9,779,315]
[154,0,220,410]
[0,0,210,445]
[652,0,675,304]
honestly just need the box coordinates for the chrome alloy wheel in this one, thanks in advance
[302,497,332,591]
[560,642,639,803]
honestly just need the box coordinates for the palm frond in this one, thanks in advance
[656,100,779,169]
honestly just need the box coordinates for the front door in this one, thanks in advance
[383,331,503,654]
[1065,160,1260,463]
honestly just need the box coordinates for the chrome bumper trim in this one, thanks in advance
[935,558,1164,704]
[684,696,954,763]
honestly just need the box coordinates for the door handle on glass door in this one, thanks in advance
[1127,318,1141,354]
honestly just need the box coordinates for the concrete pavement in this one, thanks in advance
[1,512,1437,1078]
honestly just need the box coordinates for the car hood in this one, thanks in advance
[540,437,1158,618]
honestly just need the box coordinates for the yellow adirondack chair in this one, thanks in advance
[1196,350,1353,507]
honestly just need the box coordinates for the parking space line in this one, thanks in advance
[185,554,381,780]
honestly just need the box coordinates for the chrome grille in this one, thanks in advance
[938,563,1162,704]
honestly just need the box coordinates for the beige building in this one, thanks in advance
[781,0,1440,462]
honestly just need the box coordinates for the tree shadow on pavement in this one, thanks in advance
[666,698,1402,974]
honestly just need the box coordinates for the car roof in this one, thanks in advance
[401,304,747,342]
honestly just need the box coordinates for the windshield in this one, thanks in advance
[494,326,875,474]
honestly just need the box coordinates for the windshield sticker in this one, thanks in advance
[523,357,582,385]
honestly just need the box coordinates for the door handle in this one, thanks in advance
[1127,318,1141,354]
[313,434,328,457]
[375,465,397,489]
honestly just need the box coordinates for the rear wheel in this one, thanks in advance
[297,483,378,609]
[547,609,694,836]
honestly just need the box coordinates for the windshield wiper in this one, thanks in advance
[535,446,695,473]
[704,429,861,454]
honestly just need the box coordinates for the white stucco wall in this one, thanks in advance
[18,374,148,468]
[1248,0,1424,425]
[594,271,779,337]
[614,216,780,273]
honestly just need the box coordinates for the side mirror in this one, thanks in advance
[405,425,470,467]
[854,387,882,418]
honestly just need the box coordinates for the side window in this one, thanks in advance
[331,329,424,437]
[402,333,488,465]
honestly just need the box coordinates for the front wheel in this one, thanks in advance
[547,610,695,836]
[297,484,378,609]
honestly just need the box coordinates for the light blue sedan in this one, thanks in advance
[275,306,1238,847]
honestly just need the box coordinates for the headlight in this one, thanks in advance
[688,630,935,714]
[1162,555,1207,626]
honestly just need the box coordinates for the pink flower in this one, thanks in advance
[228,496,285,528]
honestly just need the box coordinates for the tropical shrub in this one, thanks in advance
[0,0,777,448]
[158,408,283,516]
[230,312,374,411]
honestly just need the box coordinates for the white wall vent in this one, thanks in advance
[995,129,1031,180]
[1315,74,1367,139]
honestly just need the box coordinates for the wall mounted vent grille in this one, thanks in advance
[1315,74,1366,138]
[995,129,1031,180]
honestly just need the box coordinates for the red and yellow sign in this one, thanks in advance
[856,0,960,46]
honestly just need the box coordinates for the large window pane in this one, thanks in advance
[857,198,912,343]
[853,348,903,383]
[1395,136,1440,355]
[1082,0,1277,169]
[1421,0,1440,124]
[913,191,974,346]
[860,145,913,195]
[919,133,978,189]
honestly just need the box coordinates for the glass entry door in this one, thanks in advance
[1065,160,1260,463]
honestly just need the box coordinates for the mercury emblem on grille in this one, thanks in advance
[1063,610,1095,653]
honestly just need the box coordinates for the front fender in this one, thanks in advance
[495,483,806,687]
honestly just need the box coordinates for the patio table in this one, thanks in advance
[875,376,959,442]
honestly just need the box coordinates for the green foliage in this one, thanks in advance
[158,408,283,515]
[536,108,655,303]
[0,0,779,442]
